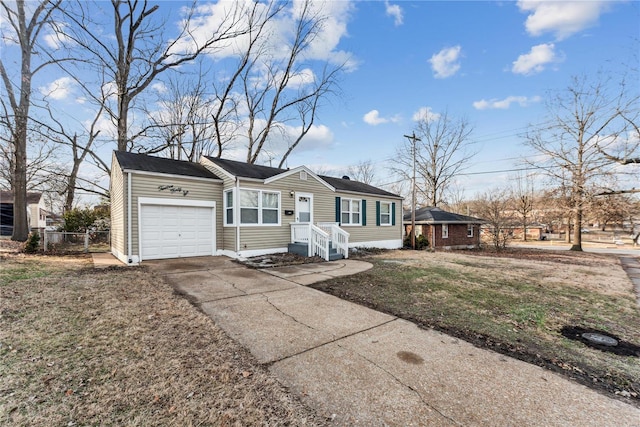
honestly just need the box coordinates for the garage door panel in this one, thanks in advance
[140,204,214,260]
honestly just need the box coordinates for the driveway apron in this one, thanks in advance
[146,256,640,426]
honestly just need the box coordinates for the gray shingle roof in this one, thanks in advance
[115,151,220,180]
[403,207,485,224]
[205,156,401,198]
[0,191,43,205]
[205,156,286,179]
[319,175,400,198]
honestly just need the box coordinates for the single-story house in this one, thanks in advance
[0,191,48,236]
[110,151,403,264]
[403,206,485,249]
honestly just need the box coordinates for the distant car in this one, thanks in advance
[580,228,590,233]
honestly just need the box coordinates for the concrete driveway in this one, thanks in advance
[145,256,640,426]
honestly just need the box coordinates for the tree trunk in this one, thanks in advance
[570,207,583,251]
[12,118,29,241]
[117,96,129,151]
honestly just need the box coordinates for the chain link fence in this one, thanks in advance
[40,230,110,253]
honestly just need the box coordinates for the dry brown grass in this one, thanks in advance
[315,248,640,405]
[0,252,325,426]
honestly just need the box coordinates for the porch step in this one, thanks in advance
[287,242,344,261]
[288,242,309,257]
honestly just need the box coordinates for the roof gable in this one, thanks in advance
[204,156,401,198]
[115,151,220,180]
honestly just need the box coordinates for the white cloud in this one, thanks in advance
[39,77,75,100]
[363,109,400,126]
[281,68,316,90]
[412,107,440,123]
[43,23,73,49]
[169,1,357,71]
[473,95,542,110]
[385,1,403,26]
[512,43,560,75]
[429,45,462,79]
[151,82,168,94]
[518,1,611,40]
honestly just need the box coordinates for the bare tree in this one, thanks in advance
[471,188,514,251]
[347,160,377,185]
[0,0,63,241]
[587,193,633,231]
[39,100,107,211]
[145,72,219,162]
[392,110,475,207]
[240,1,344,167]
[59,0,253,152]
[524,74,636,251]
[511,173,536,241]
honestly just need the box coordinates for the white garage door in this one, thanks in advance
[140,204,214,260]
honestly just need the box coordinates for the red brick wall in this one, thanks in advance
[429,224,479,248]
[405,223,481,248]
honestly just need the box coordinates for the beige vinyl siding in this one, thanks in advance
[232,175,331,251]
[336,193,402,244]
[130,174,222,257]
[110,158,126,255]
[201,158,238,252]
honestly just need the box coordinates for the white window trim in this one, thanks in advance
[237,188,281,227]
[341,198,362,226]
[442,224,449,239]
[379,201,392,226]
[467,224,474,237]
[224,189,234,226]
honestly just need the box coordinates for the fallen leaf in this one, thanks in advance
[242,371,251,378]
[65,389,73,396]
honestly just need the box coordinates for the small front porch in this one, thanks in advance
[289,222,349,261]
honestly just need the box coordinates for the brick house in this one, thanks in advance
[403,207,485,249]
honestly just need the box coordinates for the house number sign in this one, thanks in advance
[158,185,189,197]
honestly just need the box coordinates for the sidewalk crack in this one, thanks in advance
[261,294,318,332]
[339,342,463,426]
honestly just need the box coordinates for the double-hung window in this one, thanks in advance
[341,198,361,225]
[442,224,449,239]
[467,224,474,237]
[238,189,280,225]
[379,202,391,226]
[224,190,234,225]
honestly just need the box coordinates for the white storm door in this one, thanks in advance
[295,193,313,223]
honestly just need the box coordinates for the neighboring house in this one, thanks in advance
[0,191,48,236]
[110,151,403,264]
[403,206,485,249]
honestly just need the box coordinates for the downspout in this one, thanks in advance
[235,177,240,256]
[127,171,133,263]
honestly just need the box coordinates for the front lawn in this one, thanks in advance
[0,252,325,426]
[311,249,640,407]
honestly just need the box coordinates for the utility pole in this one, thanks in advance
[404,132,421,249]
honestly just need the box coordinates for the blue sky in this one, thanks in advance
[2,0,639,204]
[294,0,639,195]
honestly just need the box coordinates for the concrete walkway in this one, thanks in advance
[620,256,640,307]
[143,256,640,426]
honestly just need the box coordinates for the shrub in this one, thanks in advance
[62,208,98,232]
[403,234,429,250]
[24,232,40,254]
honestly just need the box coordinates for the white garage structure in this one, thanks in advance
[138,198,216,261]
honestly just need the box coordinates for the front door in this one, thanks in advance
[295,193,313,223]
